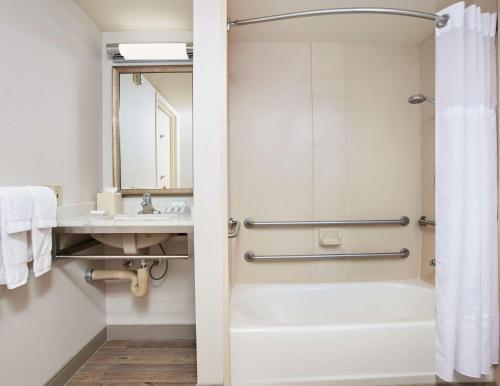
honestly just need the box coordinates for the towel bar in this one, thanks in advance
[245,248,410,262]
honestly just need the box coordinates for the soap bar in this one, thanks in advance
[97,191,122,216]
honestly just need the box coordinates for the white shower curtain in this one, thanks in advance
[435,1,499,381]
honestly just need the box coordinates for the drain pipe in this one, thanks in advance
[85,261,149,298]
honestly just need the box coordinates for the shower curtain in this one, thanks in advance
[435,1,498,381]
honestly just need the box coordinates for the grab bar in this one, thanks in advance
[244,216,410,229]
[418,216,435,227]
[244,248,410,262]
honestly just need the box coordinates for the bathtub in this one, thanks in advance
[230,280,435,386]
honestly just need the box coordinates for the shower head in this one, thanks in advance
[408,94,435,105]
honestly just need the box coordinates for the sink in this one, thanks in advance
[91,233,172,254]
[57,211,193,254]
[90,214,177,254]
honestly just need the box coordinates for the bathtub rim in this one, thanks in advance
[231,278,435,329]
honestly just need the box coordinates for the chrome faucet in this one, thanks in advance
[139,193,160,214]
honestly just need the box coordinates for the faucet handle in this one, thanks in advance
[138,193,160,214]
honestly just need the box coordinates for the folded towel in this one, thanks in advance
[0,187,32,288]
[0,187,33,234]
[26,186,57,277]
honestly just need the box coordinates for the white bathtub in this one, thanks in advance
[230,280,435,386]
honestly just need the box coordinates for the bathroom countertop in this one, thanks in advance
[57,213,193,234]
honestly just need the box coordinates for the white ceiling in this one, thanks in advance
[228,0,439,44]
[75,0,192,31]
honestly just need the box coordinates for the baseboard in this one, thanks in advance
[45,327,106,386]
[197,384,223,386]
[107,324,196,340]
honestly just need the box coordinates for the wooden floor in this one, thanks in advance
[67,340,197,386]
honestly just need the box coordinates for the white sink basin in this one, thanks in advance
[92,233,171,254]
[90,214,178,254]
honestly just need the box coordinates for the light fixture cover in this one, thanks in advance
[107,42,193,62]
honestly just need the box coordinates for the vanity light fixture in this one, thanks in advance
[106,42,193,62]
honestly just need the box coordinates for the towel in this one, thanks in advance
[0,187,32,288]
[26,186,57,277]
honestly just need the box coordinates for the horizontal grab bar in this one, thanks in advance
[244,216,410,228]
[245,248,410,262]
[418,216,435,227]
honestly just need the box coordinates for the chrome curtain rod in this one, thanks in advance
[227,7,450,30]
[244,216,409,229]
[245,248,410,262]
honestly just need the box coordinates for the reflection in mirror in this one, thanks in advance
[115,66,192,194]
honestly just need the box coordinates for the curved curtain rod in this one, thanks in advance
[227,7,450,31]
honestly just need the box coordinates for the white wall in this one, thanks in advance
[101,32,196,327]
[105,252,195,326]
[193,0,229,384]
[229,41,421,284]
[0,0,105,385]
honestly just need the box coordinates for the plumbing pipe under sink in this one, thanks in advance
[85,265,149,298]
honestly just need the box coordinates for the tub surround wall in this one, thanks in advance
[419,34,436,285]
[0,1,105,385]
[229,41,421,283]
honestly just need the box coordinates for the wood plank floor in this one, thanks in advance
[66,340,197,386]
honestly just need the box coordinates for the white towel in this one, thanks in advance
[26,186,57,277]
[0,187,32,288]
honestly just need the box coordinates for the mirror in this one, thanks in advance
[113,65,193,195]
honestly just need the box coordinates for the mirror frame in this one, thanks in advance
[112,65,193,196]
